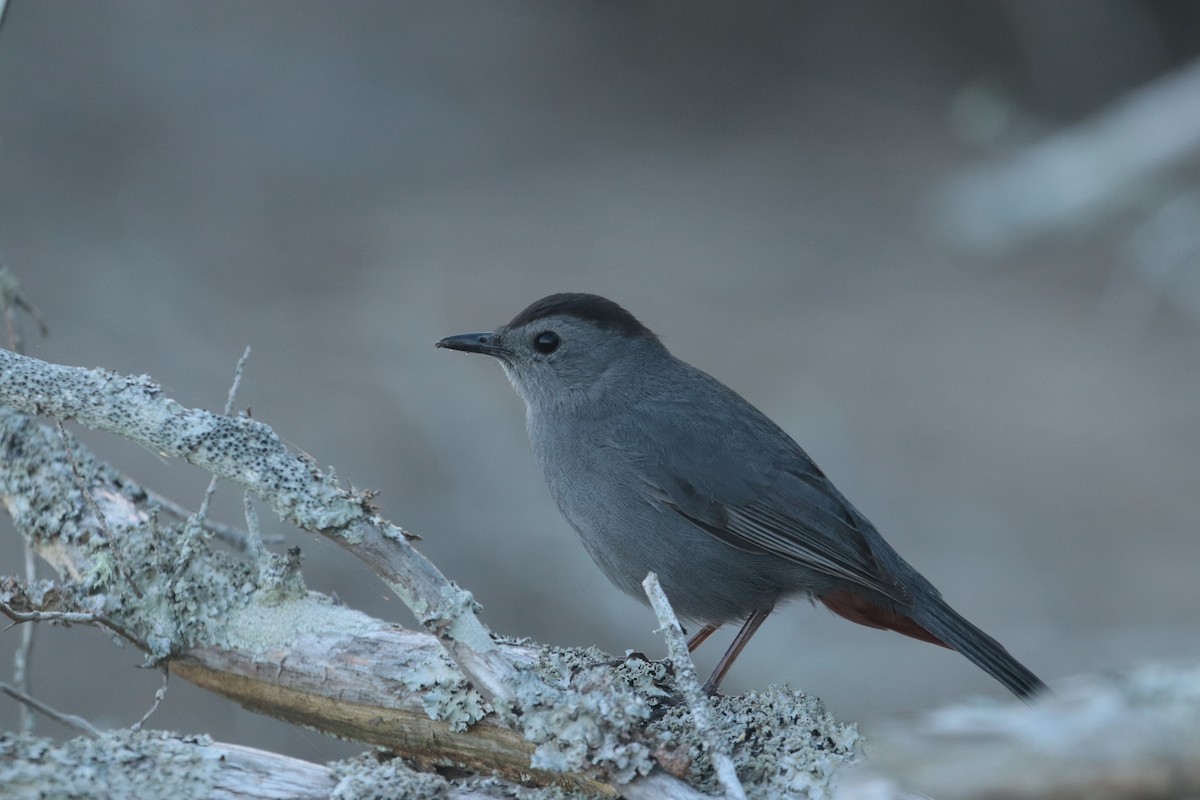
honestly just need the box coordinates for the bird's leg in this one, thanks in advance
[701,608,772,695]
[686,623,719,653]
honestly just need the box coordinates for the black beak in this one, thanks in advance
[436,332,508,358]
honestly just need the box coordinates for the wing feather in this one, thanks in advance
[614,377,909,603]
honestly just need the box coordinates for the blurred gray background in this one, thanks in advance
[2,1,1198,763]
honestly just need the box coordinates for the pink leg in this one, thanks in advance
[686,623,719,653]
[702,608,772,695]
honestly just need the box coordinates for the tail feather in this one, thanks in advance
[914,598,1047,700]
[819,589,1047,700]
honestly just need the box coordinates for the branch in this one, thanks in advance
[0,569,605,790]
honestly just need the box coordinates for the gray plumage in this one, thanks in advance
[438,293,1046,699]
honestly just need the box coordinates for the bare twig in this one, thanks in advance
[140,485,278,550]
[189,346,252,540]
[223,347,251,416]
[15,546,37,733]
[0,601,111,629]
[1,266,47,733]
[0,266,50,352]
[0,597,147,651]
[130,667,169,731]
[243,492,267,569]
[642,572,746,800]
[0,681,101,736]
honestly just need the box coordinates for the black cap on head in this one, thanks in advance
[507,293,655,339]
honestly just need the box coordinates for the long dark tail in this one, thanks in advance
[914,597,1047,700]
[819,589,1047,700]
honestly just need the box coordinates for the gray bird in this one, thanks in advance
[438,293,1046,698]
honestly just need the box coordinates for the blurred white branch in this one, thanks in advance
[843,663,1200,800]
[1099,189,1200,327]
[939,56,1200,251]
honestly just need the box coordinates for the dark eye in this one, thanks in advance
[533,331,560,354]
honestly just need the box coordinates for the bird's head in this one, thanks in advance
[437,292,665,412]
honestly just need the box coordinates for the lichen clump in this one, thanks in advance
[0,731,218,800]
[514,649,670,783]
[331,752,449,800]
[651,684,860,799]
[399,654,489,732]
[512,645,860,797]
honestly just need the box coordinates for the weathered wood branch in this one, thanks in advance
[0,407,613,791]
[0,573,571,789]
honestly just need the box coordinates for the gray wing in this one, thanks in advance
[613,378,909,603]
